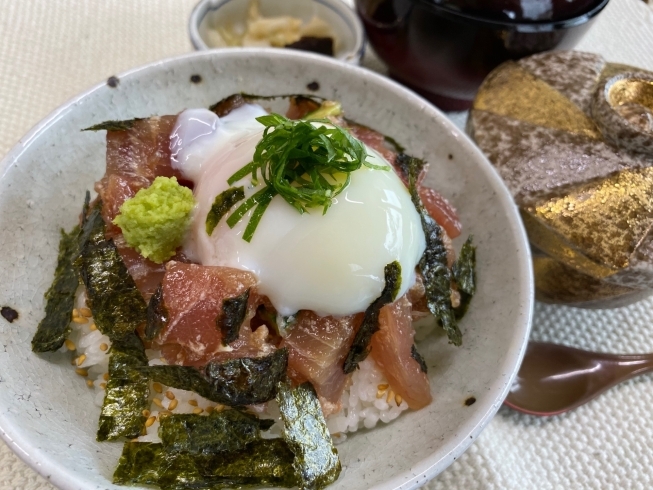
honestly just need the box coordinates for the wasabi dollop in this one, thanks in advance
[114,177,195,264]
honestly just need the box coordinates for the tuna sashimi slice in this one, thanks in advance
[282,311,363,415]
[371,296,432,410]
[156,262,259,364]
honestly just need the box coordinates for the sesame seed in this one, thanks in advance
[142,410,150,417]
[165,391,175,400]
[395,394,403,406]
[152,382,163,393]
[103,373,109,381]
[72,316,88,324]
[205,406,214,414]
[145,416,156,428]
[72,309,80,318]
[377,384,389,391]
[89,323,97,331]
[386,389,394,404]
[70,359,76,366]
[76,354,86,366]
[152,398,164,408]
[188,399,198,407]
[75,368,88,377]
[79,307,92,317]
[64,339,76,351]
[376,390,385,399]
[86,380,94,388]
[168,399,178,411]
[192,407,203,414]
[99,343,108,352]
[100,382,106,390]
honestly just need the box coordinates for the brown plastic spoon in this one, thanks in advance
[504,342,653,416]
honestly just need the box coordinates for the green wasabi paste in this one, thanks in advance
[113,177,195,264]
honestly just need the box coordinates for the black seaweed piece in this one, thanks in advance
[411,345,428,374]
[342,261,402,374]
[205,187,245,236]
[143,365,232,405]
[405,156,462,346]
[203,348,289,406]
[82,118,144,132]
[285,36,334,56]
[77,200,147,342]
[217,288,250,346]
[145,284,169,341]
[277,382,341,490]
[453,237,477,320]
[159,409,274,456]
[31,225,80,352]
[113,442,164,486]
[384,136,406,154]
[97,333,149,441]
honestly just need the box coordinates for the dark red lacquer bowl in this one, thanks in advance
[356,0,610,110]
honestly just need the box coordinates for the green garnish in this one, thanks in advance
[343,261,402,374]
[31,225,80,353]
[217,288,250,346]
[78,200,147,342]
[97,333,149,441]
[159,410,274,456]
[113,176,195,264]
[205,186,244,236]
[305,100,342,119]
[224,113,386,242]
[277,381,341,490]
[453,236,477,319]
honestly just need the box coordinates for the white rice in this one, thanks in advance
[64,287,413,444]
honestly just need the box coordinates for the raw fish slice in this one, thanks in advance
[155,262,259,362]
[282,311,363,413]
[371,296,432,410]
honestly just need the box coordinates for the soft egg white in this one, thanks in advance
[170,104,426,317]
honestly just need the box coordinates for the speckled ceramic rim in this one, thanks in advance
[0,48,533,490]
[188,0,366,64]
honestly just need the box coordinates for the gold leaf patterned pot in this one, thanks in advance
[468,51,653,307]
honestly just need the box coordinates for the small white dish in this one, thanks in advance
[189,0,365,64]
[0,48,532,490]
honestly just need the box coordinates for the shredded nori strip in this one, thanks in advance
[205,187,245,236]
[277,382,341,490]
[405,155,462,346]
[159,410,274,456]
[142,349,287,406]
[115,439,298,490]
[342,261,402,374]
[203,348,289,406]
[453,236,477,320]
[411,345,428,374]
[82,118,144,132]
[217,288,250,346]
[145,283,168,341]
[77,200,147,342]
[97,333,149,441]
[31,225,80,352]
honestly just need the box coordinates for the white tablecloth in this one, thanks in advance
[2,0,653,488]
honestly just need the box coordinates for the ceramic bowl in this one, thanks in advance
[0,49,532,490]
[189,0,365,64]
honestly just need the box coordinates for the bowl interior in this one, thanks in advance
[0,49,532,490]
[196,0,362,62]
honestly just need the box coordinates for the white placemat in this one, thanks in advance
[1,0,653,489]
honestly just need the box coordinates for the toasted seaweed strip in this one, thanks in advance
[217,288,250,346]
[205,187,245,236]
[114,440,298,489]
[143,349,287,406]
[83,118,144,132]
[453,237,477,320]
[203,348,289,405]
[411,345,428,374]
[159,410,274,456]
[31,226,80,352]
[113,441,163,486]
[343,261,402,374]
[98,333,149,441]
[277,382,341,490]
[405,156,462,346]
[145,284,168,341]
[77,200,147,342]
